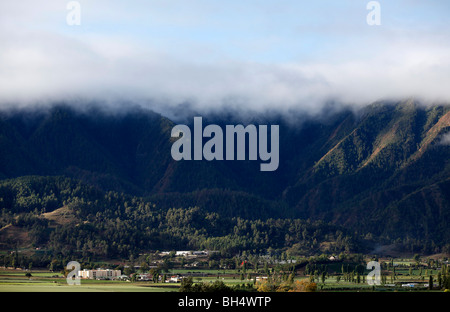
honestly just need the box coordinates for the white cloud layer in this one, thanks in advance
[440,132,450,146]
[1,1,449,115]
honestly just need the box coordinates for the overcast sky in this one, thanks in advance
[1,0,449,114]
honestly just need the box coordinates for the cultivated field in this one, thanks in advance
[1,257,447,292]
[0,270,177,292]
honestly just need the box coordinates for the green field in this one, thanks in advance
[0,270,177,292]
[1,257,448,293]
[0,284,173,292]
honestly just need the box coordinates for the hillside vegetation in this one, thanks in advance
[0,100,449,257]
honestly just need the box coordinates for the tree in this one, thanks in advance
[124,266,134,276]
[149,268,160,283]
[321,272,326,284]
[179,276,194,292]
[444,274,450,290]
[256,280,276,292]
[288,272,295,284]
[289,280,317,292]
[429,275,433,290]
[438,272,442,289]
[140,261,149,273]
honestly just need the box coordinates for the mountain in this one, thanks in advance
[284,101,450,245]
[0,100,449,254]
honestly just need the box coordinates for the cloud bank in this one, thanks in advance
[440,132,450,146]
[1,1,450,116]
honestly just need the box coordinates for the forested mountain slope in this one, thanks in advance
[0,100,449,254]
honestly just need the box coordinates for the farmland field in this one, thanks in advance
[0,256,448,292]
[0,270,177,292]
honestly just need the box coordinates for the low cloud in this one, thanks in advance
[440,132,450,146]
[1,1,450,116]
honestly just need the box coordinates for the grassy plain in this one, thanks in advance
[0,258,447,292]
[0,269,177,292]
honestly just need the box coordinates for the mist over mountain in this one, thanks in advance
[0,99,449,253]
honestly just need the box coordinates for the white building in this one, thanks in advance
[166,275,183,283]
[176,251,191,256]
[138,274,151,281]
[78,269,121,280]
[192,251,208,256]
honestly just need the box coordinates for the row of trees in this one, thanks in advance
[179,275,317,293]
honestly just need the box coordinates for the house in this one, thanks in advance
[192,251,208,256]
[166,275,183,283]
[176,251,191,256]
[138,274,151,281]
[256,276,268,281]
[184,261,199,267]
[401,283,417,288]
[117,275,129,281]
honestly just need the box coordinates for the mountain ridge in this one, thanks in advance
[0,100,449,252]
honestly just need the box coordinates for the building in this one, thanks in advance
[166,275,183,283]
[256,276,268,281]
[78,269,121,280]
[192,251,208,256]
[138,274,151,281]
[176,251,191,256]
